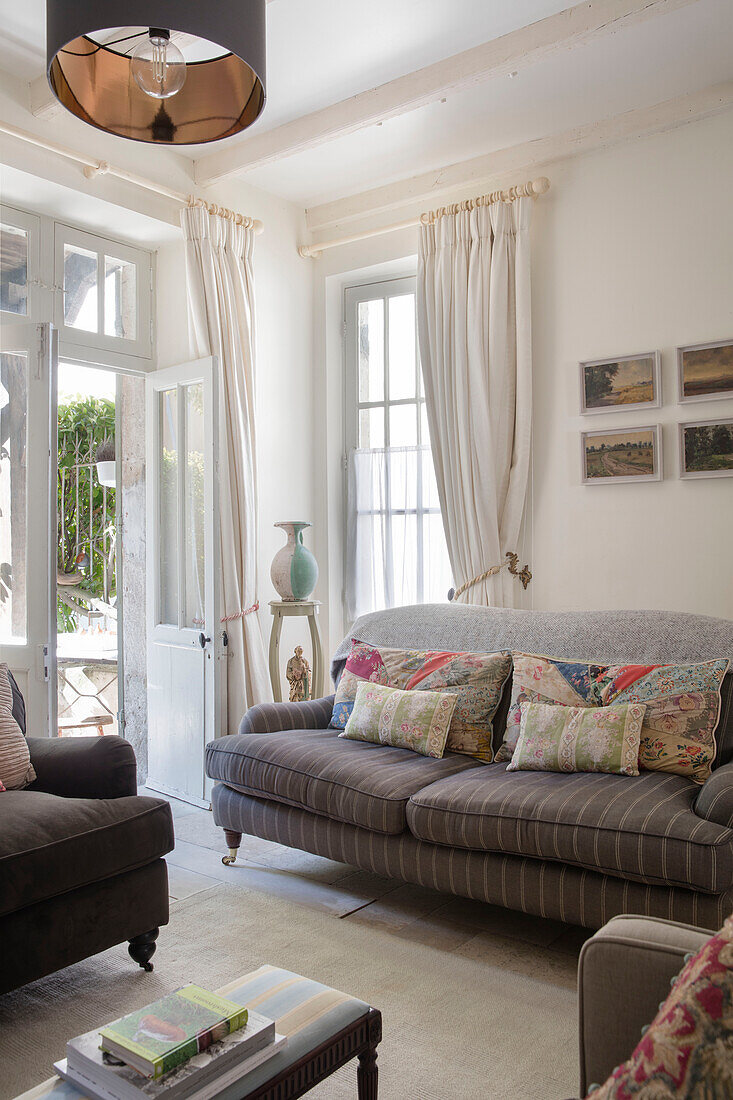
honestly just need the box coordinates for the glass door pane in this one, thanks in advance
[183,382,205,629]
[158,388,178,625]
[0,351,28,642]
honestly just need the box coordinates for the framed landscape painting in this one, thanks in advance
[679,418,733,479]
[581,425,661,484]
[677,339,733,402]
[579,351,660,414]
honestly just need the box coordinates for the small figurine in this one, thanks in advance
[286,645,311,702]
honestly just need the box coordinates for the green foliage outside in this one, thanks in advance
[57,396,116,633]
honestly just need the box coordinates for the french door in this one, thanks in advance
[0,322,57,736]
[145,357,221,806]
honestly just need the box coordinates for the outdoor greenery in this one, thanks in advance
[57,396,116,632]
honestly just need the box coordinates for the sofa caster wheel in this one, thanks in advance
[128,928,159,971]
[222,831,242,867]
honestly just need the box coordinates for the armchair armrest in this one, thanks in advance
[26,735,137,799]
[694,761,733,828]
[578,915,711,1095]
[238,695,335,736]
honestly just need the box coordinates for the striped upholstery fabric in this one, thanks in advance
[24,967,371,1100]
[695,762,733,829]
[238,695,336,737]
[407,766,733,893]
[212,784,733,931]
[206,729,480,834]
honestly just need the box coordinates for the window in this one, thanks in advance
[344,277,452,621]
[55,223,152,362]
[1,207,40,319]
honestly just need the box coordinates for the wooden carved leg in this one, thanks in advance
[222,829,242,866]
[128,928,159,972]
[357,1011,381,1100]
[357,1047,378,1100]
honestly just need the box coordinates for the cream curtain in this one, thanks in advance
[416,197,532,607]
[181,206,272,728]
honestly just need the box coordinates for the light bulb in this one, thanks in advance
[131,29,186,100]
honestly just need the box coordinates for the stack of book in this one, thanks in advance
[54,985,286,1100]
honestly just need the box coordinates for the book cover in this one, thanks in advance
[57,1024,285,1100]
[99,986,248,1078]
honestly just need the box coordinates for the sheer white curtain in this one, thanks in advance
[181,206,271,728]
[416,197,532,607]
[345,446,453,622]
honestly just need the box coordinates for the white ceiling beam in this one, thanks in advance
[305,81,733,235]
[194,0,701,187]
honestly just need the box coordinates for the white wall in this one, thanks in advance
[312,108,733,645]
[530,109,733,618]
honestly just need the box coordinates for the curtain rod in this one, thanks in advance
[298,175,550,258]
[0,120,263,234]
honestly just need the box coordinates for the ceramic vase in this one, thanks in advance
[270,522,319,601]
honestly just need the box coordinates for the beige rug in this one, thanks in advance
[0,883,580,1099]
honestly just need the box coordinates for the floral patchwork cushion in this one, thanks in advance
[339,681,458,758]
[495,653,729,783]
[587,911,733,1098]
[330,641,512,763]
[507,701,646,776]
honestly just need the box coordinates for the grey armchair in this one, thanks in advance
[577,915,713,1095]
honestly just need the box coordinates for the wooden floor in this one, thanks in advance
[144,787,592,960]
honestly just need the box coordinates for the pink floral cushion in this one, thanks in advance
[588,913,733,1098]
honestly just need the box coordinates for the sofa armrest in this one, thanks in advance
[694,760,733,828]
[238,695,335,736]
[578,915,711,1095]
[26,735,137,799]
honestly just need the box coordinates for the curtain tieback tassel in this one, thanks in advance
[221,602,260,622]
[449,552,532,601]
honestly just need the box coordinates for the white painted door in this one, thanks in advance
[0,322,57,735]
[145,357,221,806]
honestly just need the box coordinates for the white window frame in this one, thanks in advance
[343,275,445,617]
[54,222,153,365]
[1,205,42,320]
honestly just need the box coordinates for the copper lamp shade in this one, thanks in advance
[47,1,266,144]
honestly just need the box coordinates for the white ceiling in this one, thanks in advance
[0,0,731,208]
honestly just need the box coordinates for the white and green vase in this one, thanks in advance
[270,522,319,601]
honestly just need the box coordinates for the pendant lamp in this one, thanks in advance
[47,1,266,145]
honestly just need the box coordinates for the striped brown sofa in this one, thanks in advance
[206,606,733,930]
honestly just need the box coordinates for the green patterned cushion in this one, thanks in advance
[339,681,458,758]
[507,700,646,776]
[331,641,511,763]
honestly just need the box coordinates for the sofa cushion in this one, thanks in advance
[206,729,481,834]
[406,765,733,893]
[0,791,174,916]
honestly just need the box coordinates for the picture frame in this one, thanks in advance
[581,424,662,485]
[579,351,661,414]
[677,339,733,403]
[678,417,733,479]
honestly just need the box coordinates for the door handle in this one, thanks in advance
[199,633,212,649]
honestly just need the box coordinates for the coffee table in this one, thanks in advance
[16,966,382,1100]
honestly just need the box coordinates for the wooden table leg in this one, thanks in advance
[357,1045,378,1099]
[268,609,284,702]
[307,609,324,699]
